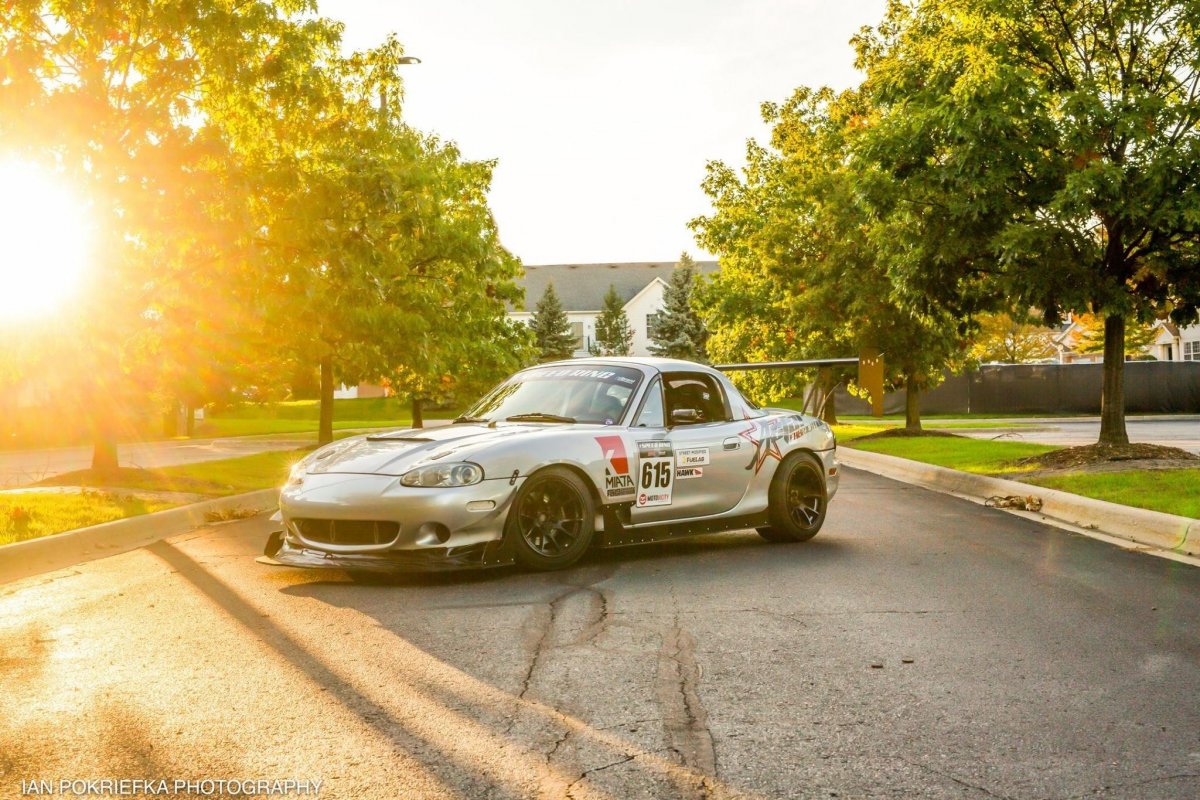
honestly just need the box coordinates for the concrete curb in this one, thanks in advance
[0,488,279,586]
[839,448,1199,557]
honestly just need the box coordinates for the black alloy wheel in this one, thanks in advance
[758,452,827,543]
[507,467,596,570]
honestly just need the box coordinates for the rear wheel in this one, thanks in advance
[757,452,827,543]
[506,467,596,571]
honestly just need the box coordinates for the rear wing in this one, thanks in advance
[713,351,885,417]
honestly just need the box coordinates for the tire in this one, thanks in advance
[506,467,597,571]
[757,452,827,543]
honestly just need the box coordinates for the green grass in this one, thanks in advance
[39,449,307,497]
[1025,470,1200,519]
[0,491,178,546]
[196,397,463,439]
[846,436,1056,474]
[196,418,405,438]
[842,434,1200,519]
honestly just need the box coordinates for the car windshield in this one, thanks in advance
[465,365,644,425]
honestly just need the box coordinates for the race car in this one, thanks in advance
[262,357,839,573]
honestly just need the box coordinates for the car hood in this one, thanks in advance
[303,424,570,477]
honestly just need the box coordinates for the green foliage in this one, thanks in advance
[853,0,1200,440]
[968,311,1057,364]
[691,88,966,416]
[592,285,634,357]
[530,282,577,362]
[648,253,709,363]
[0,491,177,546]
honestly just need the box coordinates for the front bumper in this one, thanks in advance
[266,472,522,571]
[817,447,840,500]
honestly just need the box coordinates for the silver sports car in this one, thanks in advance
[262,357,839,573]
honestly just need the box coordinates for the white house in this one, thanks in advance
[1152,321,1200,362]
[1053,313,1200,363]
[510,261,719,357]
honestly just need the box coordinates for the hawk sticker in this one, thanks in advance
[596,435,635,499]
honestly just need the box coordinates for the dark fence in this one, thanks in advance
[831,362,1200,416]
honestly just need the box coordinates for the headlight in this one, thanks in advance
[400,462,484,488]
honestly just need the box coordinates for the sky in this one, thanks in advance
[327,0,887,265]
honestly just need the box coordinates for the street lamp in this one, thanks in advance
[397,56,422,65]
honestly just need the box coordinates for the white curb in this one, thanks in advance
[839,448,1199,557]
[0,488,280,586]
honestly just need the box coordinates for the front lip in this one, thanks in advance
[264,535,515,572]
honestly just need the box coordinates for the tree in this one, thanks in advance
[0,0,339,470]
[854,0,1200,444]
[693,88,968,431]
[530,283,577,362]
[1072,313,1156,357]
[592,285,634,356]
[968,311,1057,364]
[648,253,709,362]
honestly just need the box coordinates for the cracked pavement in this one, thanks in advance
[2,468,1199,798]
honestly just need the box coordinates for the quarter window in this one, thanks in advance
[633,378,665,428]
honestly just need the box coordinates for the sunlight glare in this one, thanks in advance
[0,160,92,323]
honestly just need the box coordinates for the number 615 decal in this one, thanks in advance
[636,441,674,507]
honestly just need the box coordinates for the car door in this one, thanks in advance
[629,372,748,524]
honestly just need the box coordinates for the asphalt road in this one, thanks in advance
[2,470,1199,799]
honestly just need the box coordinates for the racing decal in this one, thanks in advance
[738,420,784,474]
[596,435,636,499]
[675,447,710,467]
[675,466,704,480]
[636,440,674,507]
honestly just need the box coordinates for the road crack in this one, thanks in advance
[656,585,718,799]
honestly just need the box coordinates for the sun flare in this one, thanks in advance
[0,160,92,323]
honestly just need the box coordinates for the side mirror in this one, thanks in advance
[669,408,703,426]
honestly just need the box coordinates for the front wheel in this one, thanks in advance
[757,452,827,543]
[506,467,596,571]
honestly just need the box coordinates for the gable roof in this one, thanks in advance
[514,261,719,312]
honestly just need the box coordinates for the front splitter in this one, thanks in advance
[261,532,515,573]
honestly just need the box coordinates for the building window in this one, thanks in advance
[570,321,584,351]
[1185,341,1200,361]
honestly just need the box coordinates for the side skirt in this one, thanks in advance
[595,509,770,549]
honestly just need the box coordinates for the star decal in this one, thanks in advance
[739,421,783,474]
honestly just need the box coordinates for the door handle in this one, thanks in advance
[723,437,741,450]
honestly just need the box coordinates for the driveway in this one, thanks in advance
[3,469,1197,798]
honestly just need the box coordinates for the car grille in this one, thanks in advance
[294,519,399,546]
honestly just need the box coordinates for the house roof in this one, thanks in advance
[514,261,719,312]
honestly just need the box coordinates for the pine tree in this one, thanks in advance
[649,253,709,361]
[530,282,577,361]
[592,284,634,356]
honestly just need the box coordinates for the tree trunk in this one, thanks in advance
[1098,313,1129,445]
[91,433,119,475]
[411,396,424,429]
[904,374,922,433]
[185,404,195,438]
[318,355,334,445]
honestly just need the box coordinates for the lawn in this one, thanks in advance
[842,434,1200,519]
[0,491,178,546]
[6,448,306,545]
[846,435,1056,474]
[39,449,306,496]
[1025,470,1200,520]
[196,397,463,439]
